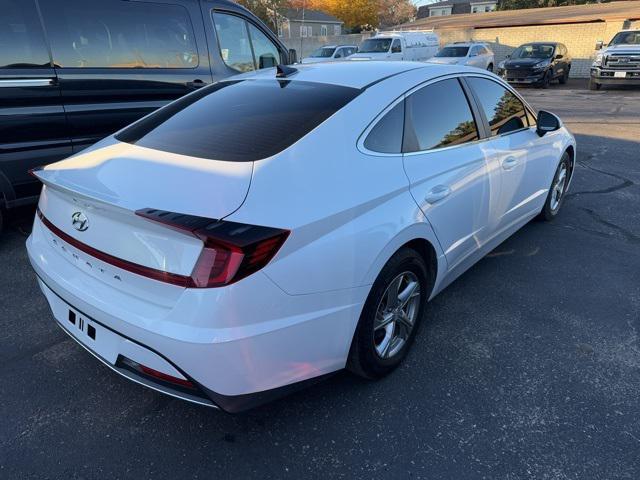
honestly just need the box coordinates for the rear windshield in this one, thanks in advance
[116,80,360,161]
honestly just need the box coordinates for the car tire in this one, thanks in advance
[588,78,601,91]
[538,152,571,221]
[347,248,431,379]
[487,63,494,72]
[559,69,569,84]
[540,71,552,89]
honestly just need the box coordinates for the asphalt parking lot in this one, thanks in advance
[1,80,639,479]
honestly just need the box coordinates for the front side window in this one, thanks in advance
[0,0,50,68]
[41,0,198,68]
[404,78,479,152]
[116,80,360,162]
[213,13,256,72]
[248,23,281,69]
[364,101,405,154]
[467,77,529,136]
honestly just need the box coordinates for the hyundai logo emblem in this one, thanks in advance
[71,211,89,232]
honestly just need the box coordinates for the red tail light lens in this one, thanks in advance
[135,209,289,288]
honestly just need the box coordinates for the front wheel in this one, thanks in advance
[559,69,569,84]
[347,248,430,379]
[540,71,551,89]
[538,152,571,221]
[588,78,602,90]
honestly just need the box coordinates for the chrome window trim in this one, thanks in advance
[358,71,540,158]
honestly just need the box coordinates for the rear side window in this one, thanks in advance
[364,101,404,154]
[213,12,282,72]
[404,78,479,152]
[116,80,360,162]
[466,77,529,136]
[0,0,50,68]
[41,0,198,68]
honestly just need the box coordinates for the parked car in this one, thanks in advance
[28,61,576,412]
[427,42,494,71]
[0,0,295,232]
[301,45,358,64]
[497,42,571,88]
[349,31,439,62]
[590,29,640,90]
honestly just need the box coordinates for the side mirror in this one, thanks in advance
[595,40,603,50]
[505,54,511,59]
[536,110,561,137]
[555,54,563,60]
[288,48,298,64]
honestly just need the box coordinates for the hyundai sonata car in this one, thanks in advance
[27,61,576,412]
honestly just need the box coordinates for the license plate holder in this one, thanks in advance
[614,71,627,78]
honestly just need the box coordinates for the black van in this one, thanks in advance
[0,0,294,230]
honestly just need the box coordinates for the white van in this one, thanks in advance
[350,31,439,62]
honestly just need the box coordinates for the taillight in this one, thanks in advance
[135,208,289,288]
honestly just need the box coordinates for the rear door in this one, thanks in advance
[464,76,552,230]
[39,0,212,154]
[0,0,71,205]
[402,77,500,271]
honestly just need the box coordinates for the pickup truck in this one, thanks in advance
[590,29,640,90]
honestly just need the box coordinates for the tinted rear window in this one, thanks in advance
[116,80,360,161]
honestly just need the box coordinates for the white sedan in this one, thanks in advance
[27,62,575,412]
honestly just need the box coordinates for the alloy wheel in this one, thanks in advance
[550,163,568,212]
[373,272,421,359]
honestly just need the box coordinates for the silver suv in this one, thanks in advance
[590,30,640,90]
[427,42,495,71]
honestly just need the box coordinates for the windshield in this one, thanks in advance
[359,38,392,53]
[610,31,640,45]
[511,44,555,59]
[310,47,336,58]
[436,46,469,58]
[116,80,360,161]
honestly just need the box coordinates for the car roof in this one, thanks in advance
[521,42,560,46]
[447,42,485,47]
[232,61,474,90]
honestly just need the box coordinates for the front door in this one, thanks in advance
[465,76,554,230]
[0,0,71,204]
[402,77,500,270]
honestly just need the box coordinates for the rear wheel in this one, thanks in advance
[539,152,571,221]
[347,248,430,379]
[588,78,602,90]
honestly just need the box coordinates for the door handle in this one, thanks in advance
[502,156,519,170]
[187,79,206,89]
[425,185,451,204]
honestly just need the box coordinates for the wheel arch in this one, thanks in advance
[362,222,445,301]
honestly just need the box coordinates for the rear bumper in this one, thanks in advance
[27,215,368,412]
[590,67,640,85]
